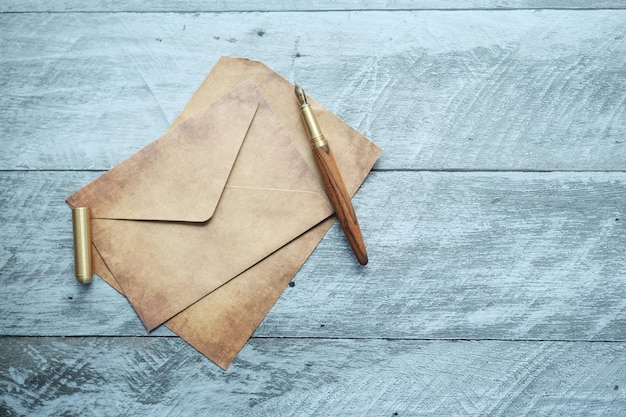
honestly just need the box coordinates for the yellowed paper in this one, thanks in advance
[68,57,381,369]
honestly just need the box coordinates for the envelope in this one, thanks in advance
[67,57,381,369]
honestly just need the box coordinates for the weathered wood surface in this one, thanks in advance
[2,338,625,416]
[1,171,625,341]
[1,10,625,171]
[1,3,626,416]
[2,1,625,13]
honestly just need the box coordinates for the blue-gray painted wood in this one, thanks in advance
[1,171,625,341]
[2,1,625,13]
[1,10,624,171]
[1,3,625,416]
[2,337,625,416]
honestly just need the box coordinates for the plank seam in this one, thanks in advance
[1,8,626,14]
[2,335,625,343]
[1,169,626,173]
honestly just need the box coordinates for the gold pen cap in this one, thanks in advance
[72,207,93,284]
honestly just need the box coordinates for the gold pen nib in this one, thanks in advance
[294,82,308,106]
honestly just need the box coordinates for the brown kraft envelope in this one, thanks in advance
[67,57,382,369]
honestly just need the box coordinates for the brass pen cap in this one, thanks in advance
[72,207,93,284]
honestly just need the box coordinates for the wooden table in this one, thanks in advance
[1,1,625,415]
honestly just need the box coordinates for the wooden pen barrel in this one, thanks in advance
[312,144,368,265]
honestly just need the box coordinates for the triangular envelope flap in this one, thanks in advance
[67,80,260,222]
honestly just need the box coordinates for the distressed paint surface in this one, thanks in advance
[1,171,625,341]
[1,11,624,170]
[1,3,625,416]
[2,338,625,416]
[1,1,625,12]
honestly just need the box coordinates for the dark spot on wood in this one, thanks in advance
[68,296,73,300]
[615,385,619,390]
[305,362,312,367]
[616,218,620,221]
[294,52,302,58]
[155,38,162,42]
[257,30,266,37]
[320,324,325,328]
[213,36,220,40]
[393,413,399,416]
[288,281,295,287]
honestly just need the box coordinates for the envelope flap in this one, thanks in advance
[67,80,259,222]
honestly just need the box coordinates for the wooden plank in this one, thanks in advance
[264,170,626,341]
[1,1,625,13]
[2,171,624,340]
[1,337,625,415]
[1,10,624,171]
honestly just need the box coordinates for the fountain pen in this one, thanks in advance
[294,83,368,265]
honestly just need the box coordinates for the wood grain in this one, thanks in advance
[2,1,625,12]
[1,170,624,341]
[1,10,624,171]
[2,3,625,415]
[1,337,625,416]
[313,144,369,265]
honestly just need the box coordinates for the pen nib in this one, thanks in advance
[294,83,308,106]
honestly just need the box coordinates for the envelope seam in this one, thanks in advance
[226,185,332,210]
